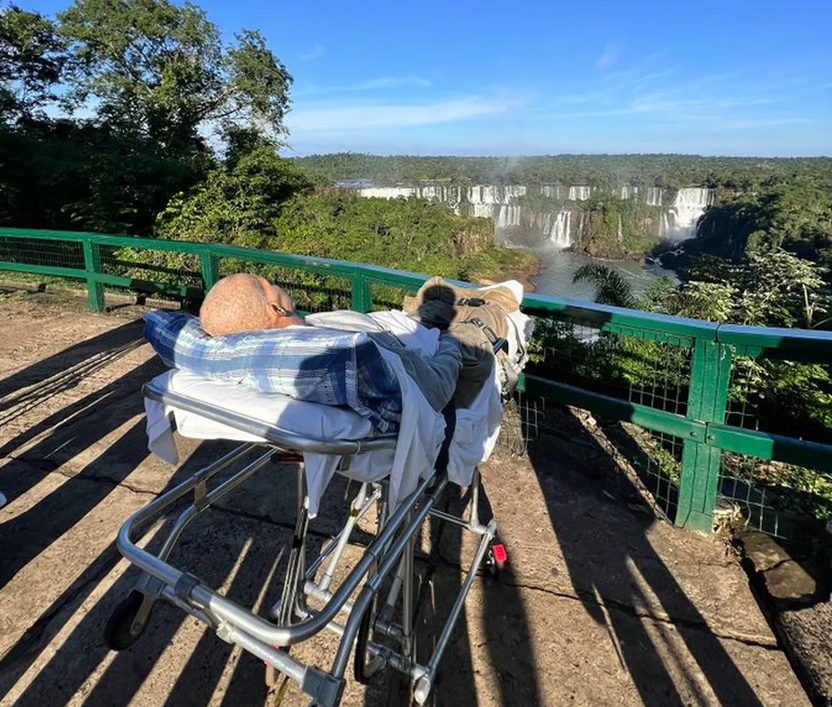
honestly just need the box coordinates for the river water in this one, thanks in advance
[527,246,677,301]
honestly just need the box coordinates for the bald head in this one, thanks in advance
[199,274,304,336]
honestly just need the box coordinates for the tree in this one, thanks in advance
[155,147,313,247]
[687,248,829,327]
[58,0,292,151]
[0,6,66,122]
[572,262,638,308]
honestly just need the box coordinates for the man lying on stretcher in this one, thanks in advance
[197,273,526,412]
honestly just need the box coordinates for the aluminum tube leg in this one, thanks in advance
[401,521,416,657]
[331,478,448,679]
[413,520,496,705]
[302,485,382,585]
[279,464,309,626]
[318,483,368,592]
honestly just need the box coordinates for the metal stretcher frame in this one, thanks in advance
[108,379,503,706]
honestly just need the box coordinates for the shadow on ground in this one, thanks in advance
[522,404,764,707]
[0,303,805,706]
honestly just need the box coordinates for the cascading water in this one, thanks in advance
[496,205,523,230]
[568,186,592,201]
[355,183,714,248]
[548,211,572,249]
[660,187,713,241]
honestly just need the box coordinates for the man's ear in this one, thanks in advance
[263,302,283,327]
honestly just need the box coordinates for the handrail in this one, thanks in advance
[4,227,830,352]
[2,226,831,534]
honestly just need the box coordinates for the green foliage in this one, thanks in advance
[295,153,832,192]
[0,0,293,235]
[456,245,538,283]
[0,5,66,121]
[155,147,313,247]
[685,248,829,327]
[0,118,210,233]
[694,181,832,270]
[572,262,638,308]
[58,0,291,148]
[273,193,531,281]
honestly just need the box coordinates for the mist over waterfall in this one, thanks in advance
[355,183,714,251]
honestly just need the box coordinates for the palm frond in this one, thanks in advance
[573,262,637,309]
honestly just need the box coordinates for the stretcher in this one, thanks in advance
[105,361,507,706]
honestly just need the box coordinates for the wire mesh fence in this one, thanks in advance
[727,352,832,445]
[618,428,683,518]
[218,256,352,314]
[501,389,683,518]
[99,244,202,286]
[719,452,832,541]
[371,283,411,311]
[526,317,693,416]
[0,236,85,270]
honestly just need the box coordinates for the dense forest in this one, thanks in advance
[295,152,832,191]
[0,1,532,284]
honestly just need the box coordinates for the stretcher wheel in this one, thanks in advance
[104,590,152,651]
[354,599,385,684]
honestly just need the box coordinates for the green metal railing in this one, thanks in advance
[2,227,831,536]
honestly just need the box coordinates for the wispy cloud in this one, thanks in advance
[300,44,326,62]
[595,42,621,70]
[288,96,509,134]
[296,76,432,96]
[536,91,799,122]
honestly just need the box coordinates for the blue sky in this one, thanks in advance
[32,0,832,156]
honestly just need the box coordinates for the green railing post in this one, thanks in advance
[351,272,373,313]
[82,238,105,312]
[200,251,220,292]
[675,338,733,532]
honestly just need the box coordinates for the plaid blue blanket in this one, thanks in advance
[144,311,402,432]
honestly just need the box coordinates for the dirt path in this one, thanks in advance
[0,286,810,706]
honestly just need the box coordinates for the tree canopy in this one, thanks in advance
[58,0,292,149]
[0,0,294,234]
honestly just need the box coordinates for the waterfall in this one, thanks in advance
[358,187,419,199]
[664,187,714,240]
[548,210,572,249]
[660,211,670,238]
[568,186,592,201]
[645,187,663,206]
[355,182,713,247]
[466,184,527,205]
[541,185,570,200]
[496,205,522,230]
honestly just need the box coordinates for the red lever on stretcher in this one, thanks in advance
[491,544,508,564]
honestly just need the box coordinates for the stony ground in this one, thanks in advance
[0,285,812,706]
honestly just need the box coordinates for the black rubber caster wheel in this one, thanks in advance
[104,590,153,651]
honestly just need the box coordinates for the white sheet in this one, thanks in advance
[367,310,439,357]
[145,354,445,517]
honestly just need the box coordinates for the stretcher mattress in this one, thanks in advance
[146,369,375,452]
[145,364,445,518]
